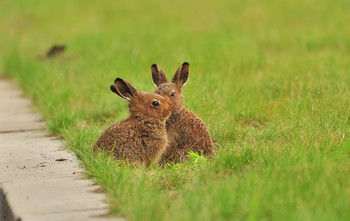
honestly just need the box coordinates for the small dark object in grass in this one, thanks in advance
[46,44,66,58]
[55,158,68,161]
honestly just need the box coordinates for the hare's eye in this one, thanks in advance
[152,101,160,107]
[170,92,175,97]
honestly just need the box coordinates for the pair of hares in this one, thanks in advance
[93,62,214,165]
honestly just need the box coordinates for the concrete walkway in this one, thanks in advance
[0,79,119,221]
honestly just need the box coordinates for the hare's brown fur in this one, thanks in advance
[94,78,171,165]
[151,63,214,162]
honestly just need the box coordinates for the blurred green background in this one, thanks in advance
[1,0,350,220]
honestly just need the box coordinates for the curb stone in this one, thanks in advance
[0,79,121,221]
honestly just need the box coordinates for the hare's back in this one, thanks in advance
[94,119,139,151]
[175,109,213,150]
[181,109,211,136]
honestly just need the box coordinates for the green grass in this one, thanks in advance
[1,0,350,220]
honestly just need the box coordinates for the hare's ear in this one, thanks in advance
[110,84,122,97]
[172,62,189,87]
[113,78,138,101]
[151,64,168,87]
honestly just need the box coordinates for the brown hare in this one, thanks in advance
[151,62,214,162]
[93,78,171,165]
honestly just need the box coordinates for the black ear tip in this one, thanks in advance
[182,62,189,66]
[114,77,122,83]
[151,64,158,68]
[110,85,118,93]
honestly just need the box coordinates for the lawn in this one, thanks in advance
[1,0,350,220]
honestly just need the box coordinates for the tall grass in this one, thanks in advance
[1,0,350,220]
